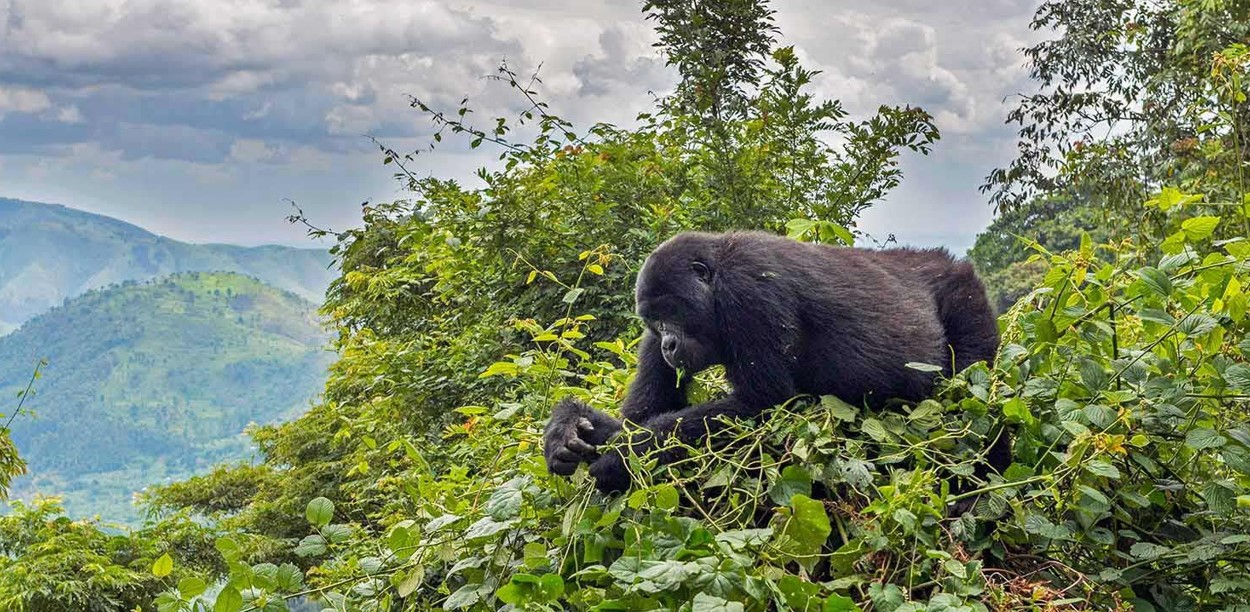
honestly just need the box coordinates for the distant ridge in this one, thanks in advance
[0,197,336,333]
[0,271,332,522]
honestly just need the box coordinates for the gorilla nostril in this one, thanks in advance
[661,336,677,353]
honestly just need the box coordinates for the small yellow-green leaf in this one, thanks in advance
[152,553,173,577]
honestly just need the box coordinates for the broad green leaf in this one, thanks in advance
[769,465,813,505]
[178,577,207,598]
[1181,216,1220,240]
[776,494,832,562]
[1137,267,1172,297]
[1226,363,1250,392]
[214,587,243,612]
[824,593,863,612]
[1002,397,1035,426]
[485,476,526,520]
[464,516,515,540]
[395,566,425,597]
[654,483,681,511]
[305,496,334,527]
[294,534,327,557]
[1186,428,1226,450]
[693,592,745,612]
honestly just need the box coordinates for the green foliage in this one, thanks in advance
[0,497,218,611]
[0,359,41,498]
[984,0,1250,217]
[154,181,1250,611]
[0,272,331,523]
[968,196,1113,311]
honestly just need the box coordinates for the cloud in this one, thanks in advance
[0,0,1046,251]
[0,86,51,116]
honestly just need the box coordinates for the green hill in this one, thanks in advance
[0,197,335,334]
[0,272,332,522]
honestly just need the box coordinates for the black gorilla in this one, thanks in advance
[544,230,1001,494]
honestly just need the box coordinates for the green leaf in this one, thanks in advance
[152,553,173,577]
[294,534,327,557]
[1225,363,1250,392]
[479,361,519,378]
[214,587,243,612]
[1181,216,1220,241]
[1130,542,1171,560]
[444,584,490,610]
[305,496,334,527]
[904,361,943,372]
[693,592,745,612]
[178,577,207,598]
[395,566,425,597]
[464,516,515,540]
[654,483,681,511]
[321,523,353,544]
[822,395,858,422]
[1002,397,1035,426]
[776,494,832,562]
[485,476,526,520]
[562,287,585,304]
[769,465,813,505]
[1138,267,1172,297]
[778,575,821,610]
[1083,458,1121,479]
[1186,428,1226,450]
[824,593,863,612]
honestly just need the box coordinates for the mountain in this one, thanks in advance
[0,272,333,522]
[0,197,335,333]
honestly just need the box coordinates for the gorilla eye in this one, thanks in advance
[691,261,712,283]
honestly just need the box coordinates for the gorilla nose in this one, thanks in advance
[661,335,678,355]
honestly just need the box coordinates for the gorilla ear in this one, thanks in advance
[691,261,712,283]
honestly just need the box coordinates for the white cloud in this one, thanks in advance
[0,86,52,116]
[229,138,278,163]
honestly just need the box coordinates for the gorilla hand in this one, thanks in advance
[543,398,622,476]
[588,449,630,493]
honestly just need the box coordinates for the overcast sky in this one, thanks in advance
[0,0,1044,253]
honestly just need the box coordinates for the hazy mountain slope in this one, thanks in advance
[0,197,335,332]
[0,272,332,522]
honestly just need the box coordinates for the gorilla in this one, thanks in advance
[544,230,1002,495]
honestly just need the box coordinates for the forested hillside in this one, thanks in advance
[3,1,1250,610]
[0,198,334,334]
[0,272,331,522]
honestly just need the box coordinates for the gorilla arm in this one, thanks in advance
[543,331,687,477]
[588,276,801,492]
[587,344,797,492]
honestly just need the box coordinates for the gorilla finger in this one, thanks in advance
[565,437,597,456]
[548,460,577,476]
[551,447,582,463]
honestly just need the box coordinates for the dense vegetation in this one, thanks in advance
[0,272,331,522]
[3,0,1250,610]
[0,198,335,334]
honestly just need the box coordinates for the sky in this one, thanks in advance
[0,0,1044,252]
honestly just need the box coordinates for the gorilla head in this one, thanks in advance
[634,233,721,374]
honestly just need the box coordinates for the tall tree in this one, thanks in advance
[983,0,1250,214]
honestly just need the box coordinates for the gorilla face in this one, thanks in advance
[635,234,721,374]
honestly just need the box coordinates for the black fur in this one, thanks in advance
[543,231,1002,495]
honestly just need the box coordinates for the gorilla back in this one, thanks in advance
[636,231,997,407]
[544,230,1000,493]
